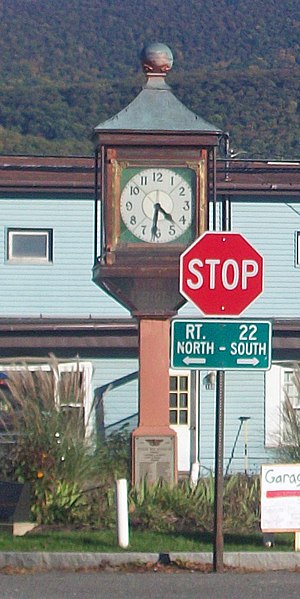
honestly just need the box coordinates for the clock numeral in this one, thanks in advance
[141,225,147,236]
[125,201,133,211]
[152,172,163,183]
[170,176,175,186]
[140,176,148,186]
[179,215,187,225]
[179,186,185,196]
[154,228,161,239]
[130,215,137,225]
[130,185,140,196]
[182,200,190,211]
[169,225,176,236]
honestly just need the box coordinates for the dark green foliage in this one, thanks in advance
[129,475,260,534]
[0,358,260,532]
[276,365,300,462]
[0,361,131,526]
[0,0,299,157]
[0,0,299,81]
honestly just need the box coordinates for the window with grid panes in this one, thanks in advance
[296,232,300,266]
[0,362,91,438]
[266,364,300,447]
[284,370,300,409]
[58,369,85,433]
[169,373,189,425]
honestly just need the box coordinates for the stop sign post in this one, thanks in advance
[179,230,264,572]
[180,232,263,316]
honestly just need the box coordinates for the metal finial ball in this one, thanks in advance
[141,42,173,74]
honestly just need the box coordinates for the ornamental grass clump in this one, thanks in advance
[223,474,260,532]
[0,358,261,532]
[1,359,119,524]
[276,365,300,463]
[129,474,260,534]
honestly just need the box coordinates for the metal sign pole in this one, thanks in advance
[213,191,229,573]
[213,369,225,572]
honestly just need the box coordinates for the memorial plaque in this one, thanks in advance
[134,435,176,485]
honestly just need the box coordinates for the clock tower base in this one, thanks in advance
[132,318,177,485]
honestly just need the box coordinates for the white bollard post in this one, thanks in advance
[116,478,129,549]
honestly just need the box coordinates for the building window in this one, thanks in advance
[7,229,53,263]
[0,362,92,437]
[56,366,87,433]
[169,372,190,425]
[284,370,300,409]
[265,364,300,447]
[296,232,300,267]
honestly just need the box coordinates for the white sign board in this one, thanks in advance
[261,463,300,532]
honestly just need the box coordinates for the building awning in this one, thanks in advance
[0,318,138,357]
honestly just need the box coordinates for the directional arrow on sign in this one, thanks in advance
[236,357,260,366]
[183,357,207,365]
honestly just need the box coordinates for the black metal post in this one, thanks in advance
[94,148,99,264]
[209,136,231,573]
[212,153,231,570]
[213,369,225,572]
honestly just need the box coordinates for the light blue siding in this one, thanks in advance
[181,197,300,318]
[199,370,269,475]
[3,194,298,319]
[0,197,129,318]
[92,358,269,475]
[232,199,300,318]
[91,358,138,431]
[1,191,292,474]
[198,380,215,475]
[224,371,266,474]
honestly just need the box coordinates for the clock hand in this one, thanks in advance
[158,204,174,223]
[151,202,160,241]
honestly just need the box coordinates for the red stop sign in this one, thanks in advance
[180,232,264,316]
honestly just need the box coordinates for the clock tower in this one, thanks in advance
[93,43,222,483]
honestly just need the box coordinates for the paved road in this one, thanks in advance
[0,570,299,599]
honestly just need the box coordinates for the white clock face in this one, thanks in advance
[120,168,193,244]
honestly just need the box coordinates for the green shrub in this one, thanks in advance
[275,364,300,463]
[0,359,130,526]
[0,359,261,532]
[128,474,260,534]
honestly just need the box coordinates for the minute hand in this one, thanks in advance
[151,203,160,241]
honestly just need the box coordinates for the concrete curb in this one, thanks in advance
[0,551,299,571]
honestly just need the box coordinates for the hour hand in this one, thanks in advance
[158,205,174,223]
[151,202,160,241]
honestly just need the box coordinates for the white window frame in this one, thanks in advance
[265,363,300,447]
[283,369,300,409]
[296,231,300,267]
[56,362,93,437]
[7,228,53,264]
[169,369,191,426]
[0,361,93,436]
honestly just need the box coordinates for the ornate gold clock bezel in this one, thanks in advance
[106,157,207,257]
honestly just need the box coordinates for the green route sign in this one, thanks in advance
[171,319,272,370]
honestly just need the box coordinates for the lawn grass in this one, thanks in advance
[0,529,294,553]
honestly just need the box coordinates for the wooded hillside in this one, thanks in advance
[0,0,299,158]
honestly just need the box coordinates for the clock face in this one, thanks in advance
[120,167,193,244]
